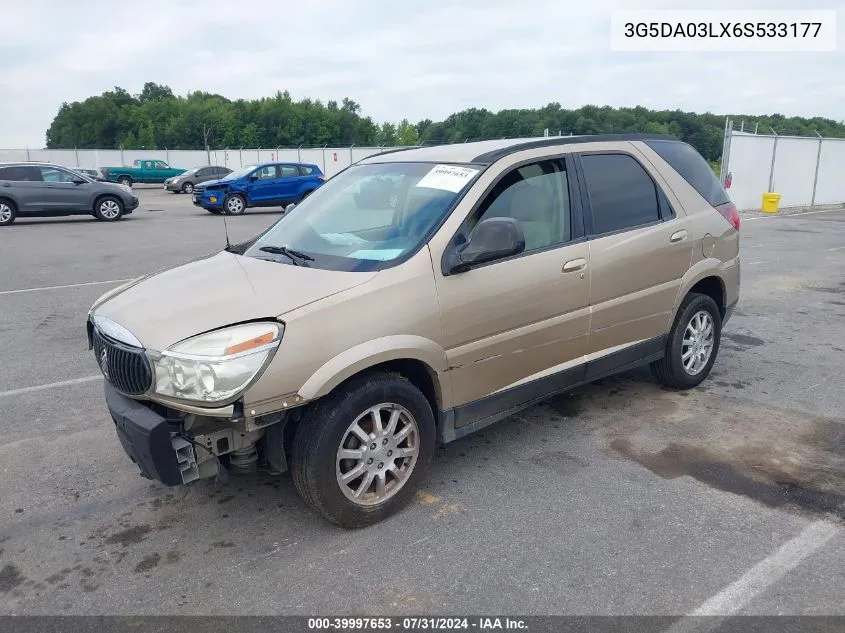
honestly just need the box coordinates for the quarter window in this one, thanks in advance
[580,153,660,235]
[469,160,571,252]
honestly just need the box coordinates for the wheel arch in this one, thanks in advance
[92,192,123,214]
[296,335,451,418]
[675,262,727,318]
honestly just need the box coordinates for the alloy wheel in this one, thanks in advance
[336,403,420,506]
[682,310,715,375]
[99,199,121,219]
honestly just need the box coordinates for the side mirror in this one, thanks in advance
[284,203,296,213]
[73,178,88,185]
[248,174,258,182]
[447,217,525,274]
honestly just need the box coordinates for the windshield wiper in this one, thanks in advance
[258,245,314,266]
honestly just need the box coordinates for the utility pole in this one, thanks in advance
[203,124,212,165]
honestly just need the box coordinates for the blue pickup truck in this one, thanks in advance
[192,162,326,215]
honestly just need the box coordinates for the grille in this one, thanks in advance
[193,185,204,195]
[92,328,153,395]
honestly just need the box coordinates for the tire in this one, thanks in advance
[291,371,436,528]
[651,292,722,389]
[0,199,16,226]
[93,196,124,222]
[223,194,246,216]
[181,182,194,194]
[117,176,132,188]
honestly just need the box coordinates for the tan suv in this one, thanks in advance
[87,134,740,527]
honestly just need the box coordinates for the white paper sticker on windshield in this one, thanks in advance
[348,249,404,261]
[415,164,479,193]
[320,232,369,247]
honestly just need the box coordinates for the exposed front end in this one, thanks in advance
[87,313,292,486]
[191,184,226,209]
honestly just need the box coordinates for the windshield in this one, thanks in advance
[241,162,482,272]
[221,164,258,181]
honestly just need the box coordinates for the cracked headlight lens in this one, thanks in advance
[153,322,282,403]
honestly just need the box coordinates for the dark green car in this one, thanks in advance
[101,159,186,187]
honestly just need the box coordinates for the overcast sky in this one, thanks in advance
[1,0,843,147]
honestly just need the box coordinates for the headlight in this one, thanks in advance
[152,322,283,404]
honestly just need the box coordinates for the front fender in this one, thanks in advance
[297,335,449,404]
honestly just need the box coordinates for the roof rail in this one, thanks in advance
[472,133,680,163]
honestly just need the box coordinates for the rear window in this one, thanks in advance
[644,140,729,207]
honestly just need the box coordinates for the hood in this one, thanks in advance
[202,177,235,188]
[92,251,377,351]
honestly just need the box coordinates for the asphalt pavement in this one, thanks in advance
[0,189,843,617]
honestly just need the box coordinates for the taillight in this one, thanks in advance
[317,175,326,181]
[715,202,740,231]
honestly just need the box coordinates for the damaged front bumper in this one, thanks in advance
[105,381,193,486]
[104,382,290,486]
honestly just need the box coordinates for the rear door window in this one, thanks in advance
[644,140,730,206]
[0,166,43,181]
[279,165,300,178]
[579,153,661,236]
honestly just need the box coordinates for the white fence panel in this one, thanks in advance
[770,137,818,208]
[813,139,845,206]
[724,134,774,211]
[1,145,409,173]
[725,128,845,210]
[352,147,386,163]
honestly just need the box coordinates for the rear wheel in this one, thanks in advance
[117,176,132,188]
[651,292,722,389]
[291,372,436,528]
[223,194,246,215]
[93,196,124,222]
[0,199,16,226]
[182,182,194,194]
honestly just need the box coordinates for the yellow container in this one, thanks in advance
[761,192,781,213]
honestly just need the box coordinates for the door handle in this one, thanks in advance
[562,258,587,272]
[670,230,688,243]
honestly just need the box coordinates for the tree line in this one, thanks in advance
[44,82,845,163]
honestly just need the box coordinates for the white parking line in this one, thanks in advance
[0,279,132,296]
[827,245,845,252]
[0,375,102,398]
[664,519,840,633]
[744,207,845,221]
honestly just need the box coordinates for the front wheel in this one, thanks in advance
[291,372,436,528]
[223,194,246,215]
[651,292,722,389]
[182,182,194,194]
[93,196,124,222]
